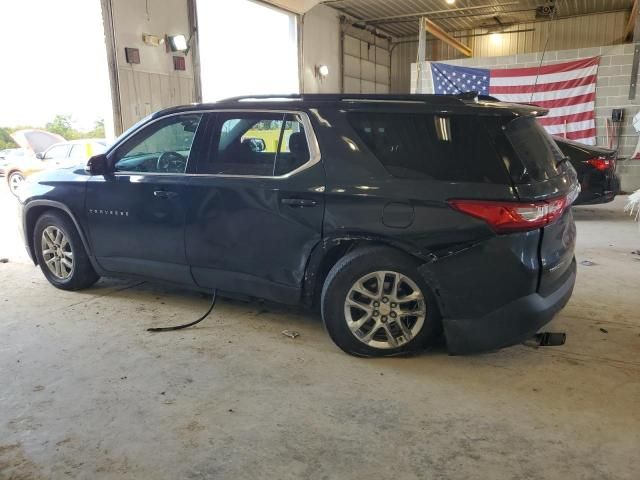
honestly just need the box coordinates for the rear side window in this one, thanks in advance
[347,112,510,184]
[502,116,564,183]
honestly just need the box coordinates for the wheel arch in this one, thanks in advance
[24,201,93,267]
[302,234,436,308]
[5,168,23,182]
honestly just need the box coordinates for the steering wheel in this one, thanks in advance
[156,151,186,173]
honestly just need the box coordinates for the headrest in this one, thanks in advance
[288,132,308,154]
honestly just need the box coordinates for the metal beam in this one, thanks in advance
[625,0,639,40]
[423,17,472,57]
[629,0,640,99]
[363,2,518,23]
[416,18,427,91]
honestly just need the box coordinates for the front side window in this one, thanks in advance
[113,114,203,173]
[199,112,310,176]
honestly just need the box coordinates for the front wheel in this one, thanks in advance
[34,211,100,290]
[321,246,441,357]
[8,171,25,195]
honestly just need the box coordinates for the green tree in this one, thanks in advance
[86,119,105,139]
[45,114,77,140]
[0,127,18,149]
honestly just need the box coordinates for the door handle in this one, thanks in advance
[153,190,178,199]
[280,198,317,208]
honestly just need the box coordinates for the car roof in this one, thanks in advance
[151,94,547,119]
[47,139,105,148]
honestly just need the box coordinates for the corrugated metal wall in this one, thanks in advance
[390,10,630,93]
[469,10,629,57]
[390,41,417,93]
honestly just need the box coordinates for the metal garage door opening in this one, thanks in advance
[197,0,299,101]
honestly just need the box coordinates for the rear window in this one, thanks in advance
[347,112,510,184]
[502,116,564,183]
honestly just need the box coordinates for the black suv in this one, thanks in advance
[18,94,579,357]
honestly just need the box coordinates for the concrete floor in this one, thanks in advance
[0,182,638,480]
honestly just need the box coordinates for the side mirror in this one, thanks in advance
[85,153,109,175]
[35,152,44,160]
[242,137,266,153]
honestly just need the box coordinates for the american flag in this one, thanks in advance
[430,57,600,145]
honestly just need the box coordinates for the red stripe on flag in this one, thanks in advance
[530,92,595,109]
[490,56,599,78]
[489,75,597,94]
[537,111,594,126]
[565,128,597,141]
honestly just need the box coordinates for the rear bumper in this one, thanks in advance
[575,190,617,205]
[442,258,576,355]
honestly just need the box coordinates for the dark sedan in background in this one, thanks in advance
[554,137,620,205]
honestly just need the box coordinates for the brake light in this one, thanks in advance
[586,157,615,172]
[448,196,568,233]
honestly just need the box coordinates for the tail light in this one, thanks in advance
[586,157,615,172]
[448,196,568,233]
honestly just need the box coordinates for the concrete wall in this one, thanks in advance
[411,44,640,191]
[301,4,342,93]
[108,0,195,131]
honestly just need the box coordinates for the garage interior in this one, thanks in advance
[1,0,639,478]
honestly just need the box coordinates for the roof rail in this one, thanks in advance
[217,93,504,105]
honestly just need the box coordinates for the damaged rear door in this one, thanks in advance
[184,110,325,304]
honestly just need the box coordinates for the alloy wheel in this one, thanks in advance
[344,271,426,349]
[41,226,74,280]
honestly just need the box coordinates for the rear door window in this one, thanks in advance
[347,112,510,184]
[199,113,310,177]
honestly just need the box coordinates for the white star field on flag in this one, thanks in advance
[431,63,490,95]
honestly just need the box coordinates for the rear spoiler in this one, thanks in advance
[455,92,549,117]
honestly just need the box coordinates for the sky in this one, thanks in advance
[0,0,300,132]
[197,0,299,101]
[0,0,111,129]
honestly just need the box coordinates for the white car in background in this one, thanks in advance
[5,139,107,195]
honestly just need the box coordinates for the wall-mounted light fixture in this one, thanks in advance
[315,64,329,81]
[167,34,189,52]
[142,33,164,47]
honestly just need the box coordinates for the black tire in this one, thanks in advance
[33,211,99,290]
[321,246,441,357]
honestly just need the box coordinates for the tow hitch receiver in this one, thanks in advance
[529,332,566,347]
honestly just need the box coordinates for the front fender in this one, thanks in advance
[22,199,94,267]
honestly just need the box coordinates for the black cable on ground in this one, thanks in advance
[147,290,217,332]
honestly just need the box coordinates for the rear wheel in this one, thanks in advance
[34,211,99,290]
[321,246,440,357]
[8,171,24,195]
